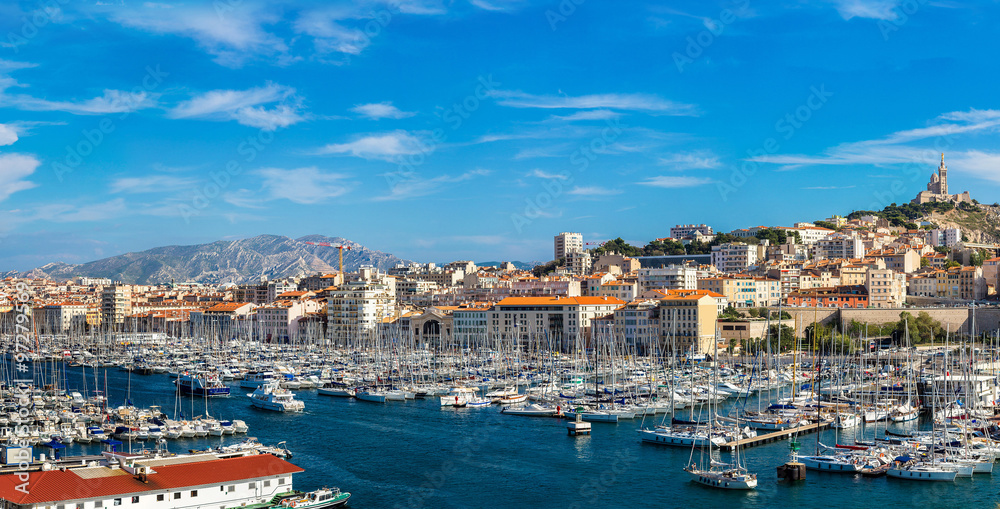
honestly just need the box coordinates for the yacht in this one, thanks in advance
[248,382,305,412]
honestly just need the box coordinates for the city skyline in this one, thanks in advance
[2,0,1000,271]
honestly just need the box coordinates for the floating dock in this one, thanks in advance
[719,421,831,451]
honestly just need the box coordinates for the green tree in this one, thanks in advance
[945,260,961,269]
[920,257,929,267]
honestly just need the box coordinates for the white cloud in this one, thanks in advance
[32,198,127,223]
[831,0,901,20]
[256,167,352,204]
[567,186,621,196]
[375,169,491,201]
[169,83,303,130]
[317,130,428,161]
[547,110,621,122]
[109,175,198,194]
[0,153,38,201]
[222,189,266,209]
[105,3,290,67]
[350,101,416,120]
[488,90,698,115]
[658,151,721,170]
[638,176,714,188]
[7,89,157,115]
[528,169,568,180]
[0,124,17,146]
[755,107,1000,172]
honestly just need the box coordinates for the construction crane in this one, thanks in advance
[302,241,352,274]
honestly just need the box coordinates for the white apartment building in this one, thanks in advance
[711,243,758,273]
[41,302,88,333]
[486,296,625,351]
[926,228,962,247]
[670,224,714,238]
[511,277,582,297]
[637,266,699,293]
[327,281,395,342]
[101,283,133,329]
[815,233,866,260]
[866,269,907,308]
[554,231,584,260]
[565,250,592,275]
[255,299,321,341]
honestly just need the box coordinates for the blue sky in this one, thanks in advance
[2,0,999,270]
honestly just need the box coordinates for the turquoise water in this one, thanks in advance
[51,368,1000,509]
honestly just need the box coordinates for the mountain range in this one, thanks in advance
[4,235,413,285]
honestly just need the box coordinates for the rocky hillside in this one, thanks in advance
[922,204,1000,244]
[13,234,412,285]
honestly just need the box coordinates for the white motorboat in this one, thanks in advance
[440,387,478,407]
[248,382,305,412]
[318,383,356,397]
[500,404,558,417]
[355,390,388,403]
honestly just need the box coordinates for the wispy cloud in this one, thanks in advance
[658,151,721,170]
[5,89,156,115]
[103,3,291,67]
[754,108,1000,179]
[567,185,622,196]
[546,110,622,122]
[0,153,39,202]
[528,169,568,180]
[109,175,198,194]
[169,83,303,130]
[488,90,698,115]
[804,185,857,190]
[350,101,415,120]
[256,167,352,204]
[637,176,714,188]
[830,0,901,20]
[375,169,491,201]
[317,130,428,161]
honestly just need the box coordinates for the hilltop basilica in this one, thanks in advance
[911,154,972,205]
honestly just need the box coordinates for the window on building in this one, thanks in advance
[157,495,165,502]
[191,491,198,497]
[174,493,181,500]
[131,497,139,504]
[264,480,271,487]
[114,499,122,506]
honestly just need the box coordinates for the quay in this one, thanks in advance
[720,421,832,452]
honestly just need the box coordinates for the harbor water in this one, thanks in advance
[52,367,1000,509]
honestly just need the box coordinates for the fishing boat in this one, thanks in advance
[248,382,305,412]
[440,387,478,407]
[276,487,351,508]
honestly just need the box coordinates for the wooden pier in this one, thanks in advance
[719,421,831,452]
